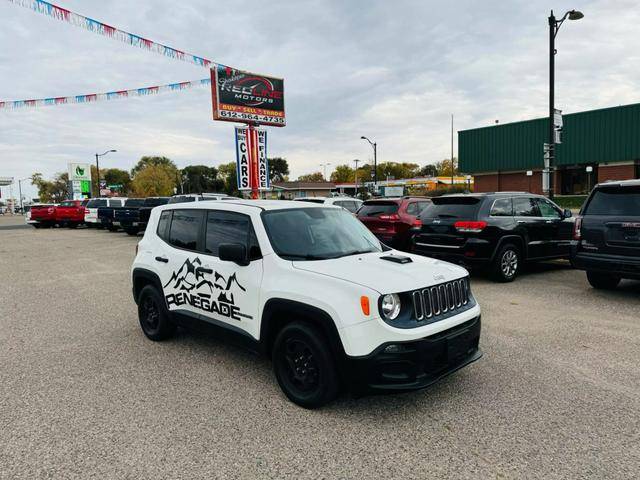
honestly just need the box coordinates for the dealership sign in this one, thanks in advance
[67,163,92,199]
[211,66,285,127]
[68,163,91,181]
[235,126,269,192]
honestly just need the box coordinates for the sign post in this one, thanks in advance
[212,65,284,198]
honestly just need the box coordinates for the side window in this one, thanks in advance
[406,202,418,215]
[205,211,258,258]
[157,210,173,241]
[536,198,561,219]
[344,201,359,213]
[333,201,346,209]
[168,210,203,250]
[490,198,513,216]
[513,197,539,217]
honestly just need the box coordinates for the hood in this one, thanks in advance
[292,251,468,294]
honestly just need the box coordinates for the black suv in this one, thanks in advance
[572,180,640,289]
[410,192,574,282]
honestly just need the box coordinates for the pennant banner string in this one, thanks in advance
[6,0,221,69]
[0,78,210,109]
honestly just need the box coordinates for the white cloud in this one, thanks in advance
[0,0,638,197]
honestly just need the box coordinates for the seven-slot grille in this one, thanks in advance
[411,277,471,320]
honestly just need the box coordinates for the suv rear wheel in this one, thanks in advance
[586,271,621,290]
[272,321,339,409]
[491,243,521,282]
[137,285,176,341]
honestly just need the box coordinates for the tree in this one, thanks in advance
[435,158,458,177]
[330,165,355,183]
[31,172,69,203]
[217,162,240,196]
[104,168,132,195]
[131,165,176,197]
[131,156,177,177]
[268,157,289,182]
[419,164,438,177]
[181,165,223,193]
[296,172,325,182]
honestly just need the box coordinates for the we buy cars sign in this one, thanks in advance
[235,126,269,191]
[211,65,285,127]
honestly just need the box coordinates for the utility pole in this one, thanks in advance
[353,159,360,198]
[451,114,454,188]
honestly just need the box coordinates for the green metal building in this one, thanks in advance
[459,102,640,195]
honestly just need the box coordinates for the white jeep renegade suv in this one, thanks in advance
[131,200,482,408]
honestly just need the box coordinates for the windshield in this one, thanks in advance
[262,207,382,261]
[168,196,196,204]
[420,196,481,219]
[584,186,640,216]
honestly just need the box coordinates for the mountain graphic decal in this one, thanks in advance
[164,257,246,306]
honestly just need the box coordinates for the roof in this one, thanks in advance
[159,199,332,213]
[459,102,640,173]
[272,181,335,190]
[596,179,640,188]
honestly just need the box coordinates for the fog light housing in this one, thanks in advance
[383,344,410,354]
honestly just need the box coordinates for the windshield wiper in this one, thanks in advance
[280,253,328,261]
[330,249,376,259]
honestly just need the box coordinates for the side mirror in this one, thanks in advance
[563,209,572,219]
[219,243,249,266]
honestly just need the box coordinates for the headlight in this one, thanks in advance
[381,293,401,320]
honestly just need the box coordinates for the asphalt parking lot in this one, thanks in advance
[1,215,639,479]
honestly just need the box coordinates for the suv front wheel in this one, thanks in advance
[586,271,621,290]
[272,321,339,409]
[491,243,521,282]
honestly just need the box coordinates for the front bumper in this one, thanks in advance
[344,315,482,394]
[572,251,640,279]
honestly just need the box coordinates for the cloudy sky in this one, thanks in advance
[0,0,638,199]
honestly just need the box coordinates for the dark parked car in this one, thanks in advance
[356,197,430,249]
[572,180,640,289]
[410,192,574,282]
[101,198,140,231]
[115,197,169,235]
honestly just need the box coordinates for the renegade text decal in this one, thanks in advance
[163,257,252,321]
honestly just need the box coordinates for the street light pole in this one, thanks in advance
[548,9,583,199]
[353,159,360,198]
[94,149,117,197]
[361,136,377,191]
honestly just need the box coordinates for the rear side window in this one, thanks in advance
[125,199,144,207]
[157,211,173,241]
[145,198,169,207]
[490,198,513,216]
[168,196,196,204]
[109,199,124,207]
[358,201,399,217]
[59,201,74,207]
[584,186,640,216]
[168,210,204,250]
[513,197,539,217]
[205,211,253,256]
[420,197,480,219]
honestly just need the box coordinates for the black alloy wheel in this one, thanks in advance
[137,285,176,341]
[272,321,339,409]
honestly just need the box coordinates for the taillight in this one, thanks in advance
[574,216,582,240]
[454,220,487,233]
[379,214,400,221]
[412,219,422,228]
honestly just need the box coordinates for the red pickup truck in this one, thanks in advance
[55,200,88,228]
[29,204,58,228]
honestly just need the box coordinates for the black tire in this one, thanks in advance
[124,227,139,236]
[32,223,42,229]
[107,225,119,232]
[68,223,78,229]
[586,271,621,290]
[137,285,176,341]
[272,321,339,409]
[491,243,521,282]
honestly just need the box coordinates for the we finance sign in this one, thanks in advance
[235,126,269,192]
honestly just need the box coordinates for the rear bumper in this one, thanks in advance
[411,238,493,268]
[343,316,482,394]
[572,251,640,279]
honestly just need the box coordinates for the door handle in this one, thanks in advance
[545,220,554,224]
[155,256,169,263]
[517,220,526,224]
